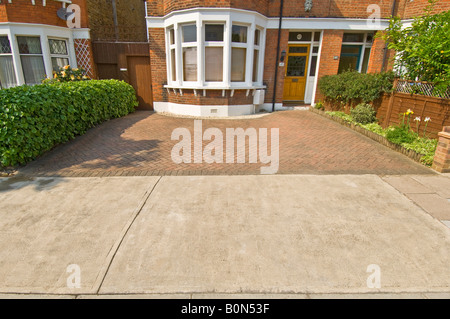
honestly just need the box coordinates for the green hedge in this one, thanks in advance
[0,80,138,167]
[318,70,394,105]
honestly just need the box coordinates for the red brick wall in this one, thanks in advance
[367,32,386,74]
[148,0,403,18]
[0,4,7,23]
[147,0,269,16]
[263,29,288,104]
[149,28,168,102]
[315,30,344,102]
[0,0,89,27]
[400,0,450,19]
[167,89,254,105]
[2,0,66,26]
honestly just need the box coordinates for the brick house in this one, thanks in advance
[0,0,151,108]
[146,0,450,117]
[0,0,97,86]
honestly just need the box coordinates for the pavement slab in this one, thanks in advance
[99,175,450,295]
[0,176,160,294]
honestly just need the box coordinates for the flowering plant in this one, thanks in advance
[43,65,90,83]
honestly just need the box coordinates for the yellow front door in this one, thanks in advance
[283,45,310,101]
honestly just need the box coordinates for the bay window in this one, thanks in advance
[17,36,46,85]
[165,13,265,90]
[0,36,17,88]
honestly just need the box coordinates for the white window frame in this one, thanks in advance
[203,22,225,85]
[0,35,17,88]
[164,10,266,91]
[48,37,71,73]
[16,35,46,85]
[339,32,373,73]
[0,23,77,86]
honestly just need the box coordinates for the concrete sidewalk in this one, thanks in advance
[0,174,449,298]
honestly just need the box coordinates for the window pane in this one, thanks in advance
[169,28,175,45]
[17,36,42,54]
[254,29,260,45]
[20,55,46,85]
[0,36,12,54]
[183,47,197,81]
[286,56,307,77]
[361,48,371,74]
[0,56,17,88]
[289,46,308,54]
[51,57,69,72]
[232,25,247,43]
[205,47,223,82]
[231,47,246,82]
[314,32,320,42]
[341,45,361,55]
[49,39,68,55]
[171,49,176,81]
[288,32,312,42]
[252,49,259,82]
[309,55,318,76]
[343,33,364,43]
[205,25,224,42]
[312,46,319,54]
[182,25,197,43]
[338,56,359,73]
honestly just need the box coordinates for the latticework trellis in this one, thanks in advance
[396,80,450,99]
[74,38,94,78]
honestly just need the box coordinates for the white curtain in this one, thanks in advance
[0,56,17,88]
[21,56,46,85]
[52,57,69,72]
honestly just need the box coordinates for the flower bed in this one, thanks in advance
[310,107,437,166]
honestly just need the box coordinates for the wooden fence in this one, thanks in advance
[375,80,450,139]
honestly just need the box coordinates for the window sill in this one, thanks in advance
[164,84,266,91]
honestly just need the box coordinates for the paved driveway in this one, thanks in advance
[20,110,433,177]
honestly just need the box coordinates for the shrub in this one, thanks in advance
[350,103,377,124]
[385,126,417,144]
[318,70,394,106]
[314,101,324,110]
[0,80,138,167]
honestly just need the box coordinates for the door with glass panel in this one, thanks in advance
[283,44,310,101]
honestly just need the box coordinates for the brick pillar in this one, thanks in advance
[432,126,450,173]
[315,30,343,103]
[148,28,167,103]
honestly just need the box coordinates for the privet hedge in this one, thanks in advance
[0,80,138,167]
[318,70,394,106]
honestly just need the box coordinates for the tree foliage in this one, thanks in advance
[380,0,450,92]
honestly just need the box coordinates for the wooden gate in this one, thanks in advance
[92,42,153,110]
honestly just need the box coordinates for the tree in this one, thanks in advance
[380,0,449,93]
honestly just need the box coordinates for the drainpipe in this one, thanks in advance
[272,0,284,112]
[382,0,397,71]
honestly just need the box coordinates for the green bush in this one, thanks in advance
[0,80,138,167]
[318,70,394,106]
[350,103,377,125]
[379,0,450,93]
[314,101,324,110]
[385,126,417,144]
